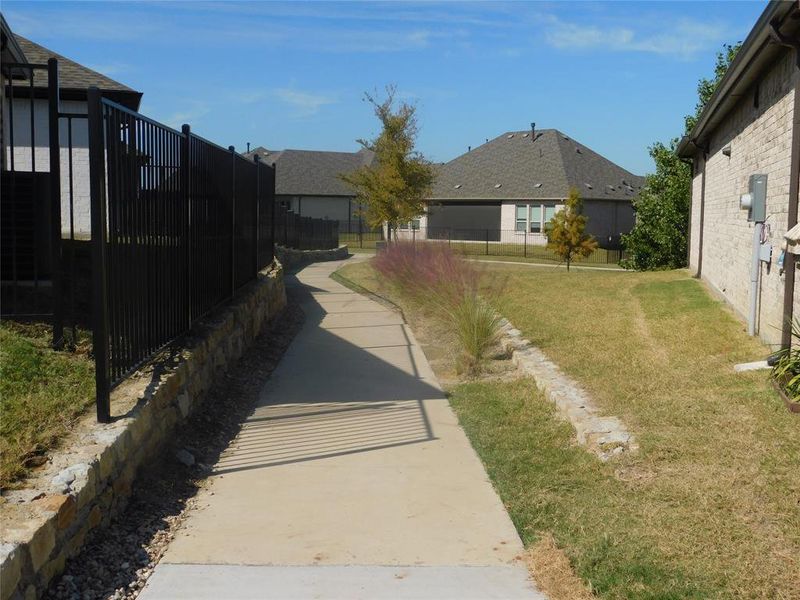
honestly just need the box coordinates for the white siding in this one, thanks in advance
[3,98,91,235]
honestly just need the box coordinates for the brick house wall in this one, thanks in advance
[690,51,797,348]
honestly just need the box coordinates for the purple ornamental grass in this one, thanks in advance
[373,241,501,374]
[373,241,479,307]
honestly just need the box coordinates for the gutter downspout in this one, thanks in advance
[691,141,710,278]
[679,155,695,268]
[785,68,800,349]
[770,19,800,349]
[749,222,764,337]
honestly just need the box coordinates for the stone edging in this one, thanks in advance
[330,264,635,461]
[497,319,637,461]
[0,263,287,600]
[275,245,349,271]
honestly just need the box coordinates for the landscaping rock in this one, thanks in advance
[174,450,195,467]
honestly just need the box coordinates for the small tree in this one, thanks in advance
[547,188,598,271]
[340,86,435,242]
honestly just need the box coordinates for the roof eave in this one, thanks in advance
[1,15,28,72]
[678,0,799,158]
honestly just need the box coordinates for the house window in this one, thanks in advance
[529,205,541,233]
[515,205,527,231]
[399,219,421,230]
[543,205,556,232]
[516,203,557,234]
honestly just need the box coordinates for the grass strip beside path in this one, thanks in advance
[336,260,800,599]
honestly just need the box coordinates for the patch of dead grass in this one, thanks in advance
[526,534,595,600]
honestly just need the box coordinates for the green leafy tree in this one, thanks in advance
[620,142,691,270]
[547,188,598,271]
[685,43,741,133]
[340,86,435,241]
[622,42,741,270]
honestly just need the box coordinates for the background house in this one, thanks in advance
[677,0,799,349]
[2,27,142,237]
[421,127,643,245]
[245,146,375,233]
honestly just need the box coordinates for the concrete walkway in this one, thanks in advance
[140,259,543,600]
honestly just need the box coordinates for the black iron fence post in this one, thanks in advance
[270,162,276,262]
[485,229,489,255]
[229,145,236,295]
[87,87,111,423]
[253,154,261,274]
[47,58,65,349]
[181,124,191,328]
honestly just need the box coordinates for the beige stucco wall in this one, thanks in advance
[2,97,91,235]
[690,50,797,349]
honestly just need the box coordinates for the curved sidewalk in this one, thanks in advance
[140,259,543,599]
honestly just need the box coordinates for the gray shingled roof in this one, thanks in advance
[430,129,644,201]
[245,147,375,197]
[11,35,141,96]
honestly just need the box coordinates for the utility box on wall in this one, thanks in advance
[747,174,767,222]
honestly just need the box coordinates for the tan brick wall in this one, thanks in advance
[690,51,796,348]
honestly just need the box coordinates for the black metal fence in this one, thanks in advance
[86,89,337,421]
[338,223,627,264]
[274,205,339,251]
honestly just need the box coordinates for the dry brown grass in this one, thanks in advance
[337,260,800,598]
[527,534,595,600]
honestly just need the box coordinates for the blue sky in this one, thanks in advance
[5,1,766,175]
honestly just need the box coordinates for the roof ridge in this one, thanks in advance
[555,130,642,180]
[280,148,362,155]
[544,130,572,193]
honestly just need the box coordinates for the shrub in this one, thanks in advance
[772,318,800,401]
[373,241,501,374]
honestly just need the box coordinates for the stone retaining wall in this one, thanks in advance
[498,318,637,461]
[0,263,286,600]
[275,245,348,271]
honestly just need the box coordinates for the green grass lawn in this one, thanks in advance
[0,323,94,489]
[336,260,800,599]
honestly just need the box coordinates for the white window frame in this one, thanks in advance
[515,205,527,232]
[516,202,556,234]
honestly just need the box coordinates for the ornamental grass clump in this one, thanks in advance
[373,241,501,374]
[772,318,800,401]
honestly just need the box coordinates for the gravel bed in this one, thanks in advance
[43,303,305,600]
